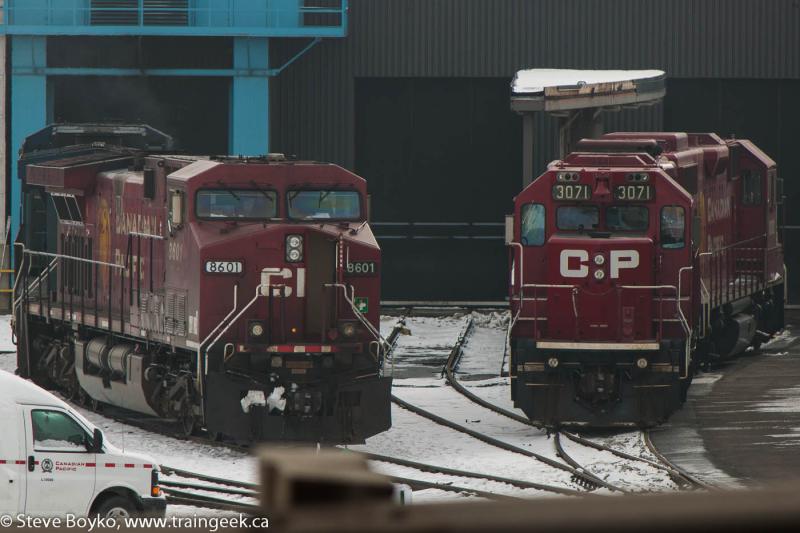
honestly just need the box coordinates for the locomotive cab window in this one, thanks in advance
[660,206,685,249]
[742,170,762,205]
[557,206,599,231]
[287,190,361,221]
[520,203,545,246]
[606,206,649,232]
[196,189,277,220]
[51,194,83,225]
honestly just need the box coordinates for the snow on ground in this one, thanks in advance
[754,385,800,414]
[382,315,468,379]
[456,312,508,380]
[350,401,573,492]
[761,326,799,351]
[0,315,14,352]
[368,460,555,500]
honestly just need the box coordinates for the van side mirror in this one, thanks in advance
[91,428,104,453]
[505,214,514,245]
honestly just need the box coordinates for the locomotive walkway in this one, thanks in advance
[651,318,800,487]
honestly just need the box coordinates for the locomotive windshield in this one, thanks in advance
[196,189,277,219]
[557,205,650,233]
[557,206,599,230]
[288,190,361,220]
[606,206,649,231]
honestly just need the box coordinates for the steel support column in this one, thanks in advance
[10,36,49,248]
[230,37,269,155]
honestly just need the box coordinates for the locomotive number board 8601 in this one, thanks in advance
[614,184,654,201]
[552,184,591,201]
[205,261,243,274]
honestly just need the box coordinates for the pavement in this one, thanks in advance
[651,322,800,488]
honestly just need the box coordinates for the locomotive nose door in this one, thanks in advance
[304,232,337,338]
[547,237,653,341]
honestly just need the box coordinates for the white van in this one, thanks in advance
[0,370,166,518]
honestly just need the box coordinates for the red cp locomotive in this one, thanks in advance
[14,124,391,443]
[508,132,784,427]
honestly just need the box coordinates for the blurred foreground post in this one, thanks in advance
[258,449,800,533]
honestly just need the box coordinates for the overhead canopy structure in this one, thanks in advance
[510,69,666,186]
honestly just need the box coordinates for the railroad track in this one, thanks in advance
[385,313,623,494]
[642,431,712,490]
[159,465,260,513]
[439,312,709,492]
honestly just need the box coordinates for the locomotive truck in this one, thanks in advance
[507,132,784,427]
[13,124,391,443]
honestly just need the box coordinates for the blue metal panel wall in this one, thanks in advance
[230,37,270,155]
[10,36,49,247]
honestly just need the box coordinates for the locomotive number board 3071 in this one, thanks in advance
[613,184,654,201]
[552,184,591,201]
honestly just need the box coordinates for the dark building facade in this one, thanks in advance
[269,0,800,302]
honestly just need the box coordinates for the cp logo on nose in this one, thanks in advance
[560,249,639,279]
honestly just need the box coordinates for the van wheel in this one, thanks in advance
[95,495,137,519]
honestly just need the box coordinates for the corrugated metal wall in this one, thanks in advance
[271,0,800,168]
[270,0,800,300]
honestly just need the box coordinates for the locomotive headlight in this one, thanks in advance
[339,322,357,338]
[547,357,559,369]
[594,254,605,266]
[636,357,649,369]
[594,269,605,280]
[287,235,302,249]
[286,234,304,262]
[271,356,283,368]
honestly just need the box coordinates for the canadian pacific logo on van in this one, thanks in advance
[560,250,640,279]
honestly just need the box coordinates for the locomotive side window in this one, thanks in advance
[660,206,685,249]
[287,190,361,221]
[606,206,649,232]
[196,189,277,220]
[742,170,762,205]
[51,194,83,225]
[557,206,599,231]
[520,203,545,246]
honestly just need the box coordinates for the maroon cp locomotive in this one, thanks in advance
[14,124,391,443]
[508,132,784,427]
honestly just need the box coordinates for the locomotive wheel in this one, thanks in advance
[77,387,89,406]
[63,375,79,401]
[179,405,196,438]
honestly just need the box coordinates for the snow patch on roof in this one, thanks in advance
[512,69,665,94]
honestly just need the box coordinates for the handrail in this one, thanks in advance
[324,283,389,366]
[619,284,691,378]
[13,257,57,310]
[208,286,263,363]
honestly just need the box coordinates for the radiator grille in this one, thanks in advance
[90,0,189,26]
[164,289,187,337]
